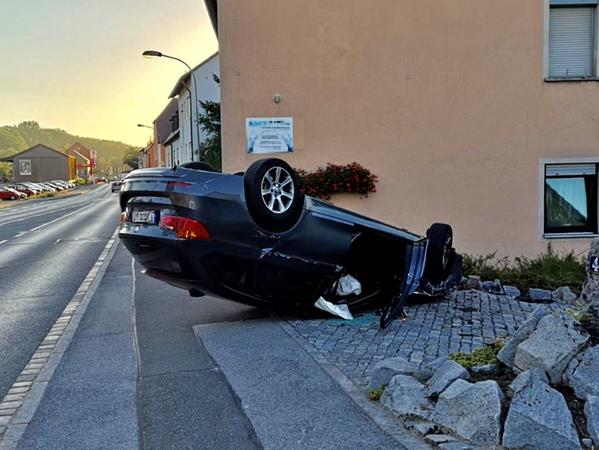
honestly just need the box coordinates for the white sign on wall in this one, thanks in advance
[246,117,293,154]
[19,159,31,176]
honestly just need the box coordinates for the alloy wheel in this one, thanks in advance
[260,166,295,214]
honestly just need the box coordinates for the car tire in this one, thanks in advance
[244,158,304,232]
[425,223,453,280]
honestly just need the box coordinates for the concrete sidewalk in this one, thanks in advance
[14,244,138,450]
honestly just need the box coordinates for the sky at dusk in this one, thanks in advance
[0,0,218,147]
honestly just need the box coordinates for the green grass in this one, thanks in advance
[449,341,504,369]
[368,387,385,401]
[462,244,586,292]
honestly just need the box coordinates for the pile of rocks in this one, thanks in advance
[464,275,578,305]
[370,307,598,449]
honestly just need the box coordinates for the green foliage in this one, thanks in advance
[450,341,504,369]
[368,387,385,401]
[0,162,12,179]
[0,121,137,162]
[72,178,88,186]
[198,100,221,171]
[123,148,140,170]
[294,163,378,200]
[462,244,586,292]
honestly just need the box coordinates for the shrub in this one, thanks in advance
[463,244,586,292]
[294,162,378,200]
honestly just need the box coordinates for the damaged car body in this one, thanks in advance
[118,158,462,328]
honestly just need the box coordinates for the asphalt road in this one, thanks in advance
[0,184,120,399]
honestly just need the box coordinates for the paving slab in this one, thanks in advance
[195,319,407,450]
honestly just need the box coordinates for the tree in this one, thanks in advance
[0,162,12,181]
[197,74,222,171]
[198,100,221,171]
[123,148,139,170]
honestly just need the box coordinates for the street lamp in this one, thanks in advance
[137,123,153,129]
[142,49,200,162]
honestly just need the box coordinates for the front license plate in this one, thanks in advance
[132,210,156,224]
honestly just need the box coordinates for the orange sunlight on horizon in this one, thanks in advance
[0,0,218,147]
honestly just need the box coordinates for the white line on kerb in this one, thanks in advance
[0,240,7,246]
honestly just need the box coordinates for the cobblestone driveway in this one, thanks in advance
[287,291,537,387]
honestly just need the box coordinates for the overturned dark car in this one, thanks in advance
[118,158,462,328]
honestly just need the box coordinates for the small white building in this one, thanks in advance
[168,52,220,164]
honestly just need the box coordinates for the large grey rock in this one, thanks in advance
[509,368,548,396]
[369,356,418,390]
[497,305,549,368]
[528,288,553,303]
[503,285,521,298]
[514,313,589,383]
[404,419,435,435]
[503,375,581,450]
[466,275,482,290]
[564,346,599,400]
[552,286,578,304]
[432,379,503,446]
[414,356,449,383]
[438,443,479,450]
[585,396,599,446]
[426,360,470,397]
[424,434,456,445]
[581,238,599,306]
[380,374,433,420]
[470,363,497,375]
[482,279,503,294]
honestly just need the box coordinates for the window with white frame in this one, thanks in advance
[548,0,597,78]
[544,163,598,234]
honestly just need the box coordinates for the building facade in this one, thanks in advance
[153,98,179,167]
[65,142,96,179]
[5,144,76,182]
[207,0,599,257]
[168,52,220,165]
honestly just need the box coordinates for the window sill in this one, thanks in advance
[543,232,598,239]
[545,77,599,82]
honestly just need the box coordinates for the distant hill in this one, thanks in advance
[0,121,138,161]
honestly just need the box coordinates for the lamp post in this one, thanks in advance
[143,50,200,162]
[137,123,153,129]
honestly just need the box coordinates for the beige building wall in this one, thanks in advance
[217,0,599,257]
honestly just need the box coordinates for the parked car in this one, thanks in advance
[36,183,56,193]
[0,187,23,200]
[52,180,71,189]
[8,184,36,196]
[111,180,122,193]
[96,177,108,184]
[22,183,43,194]
[118,159,462,328]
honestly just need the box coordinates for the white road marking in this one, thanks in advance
[28,203,94,232]
[0,240,7,245]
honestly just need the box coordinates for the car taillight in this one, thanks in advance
[159,215,211,240]
[166,181,192,188]
[119,212,127,224]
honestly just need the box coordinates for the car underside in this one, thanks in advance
[118,159,462,328]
